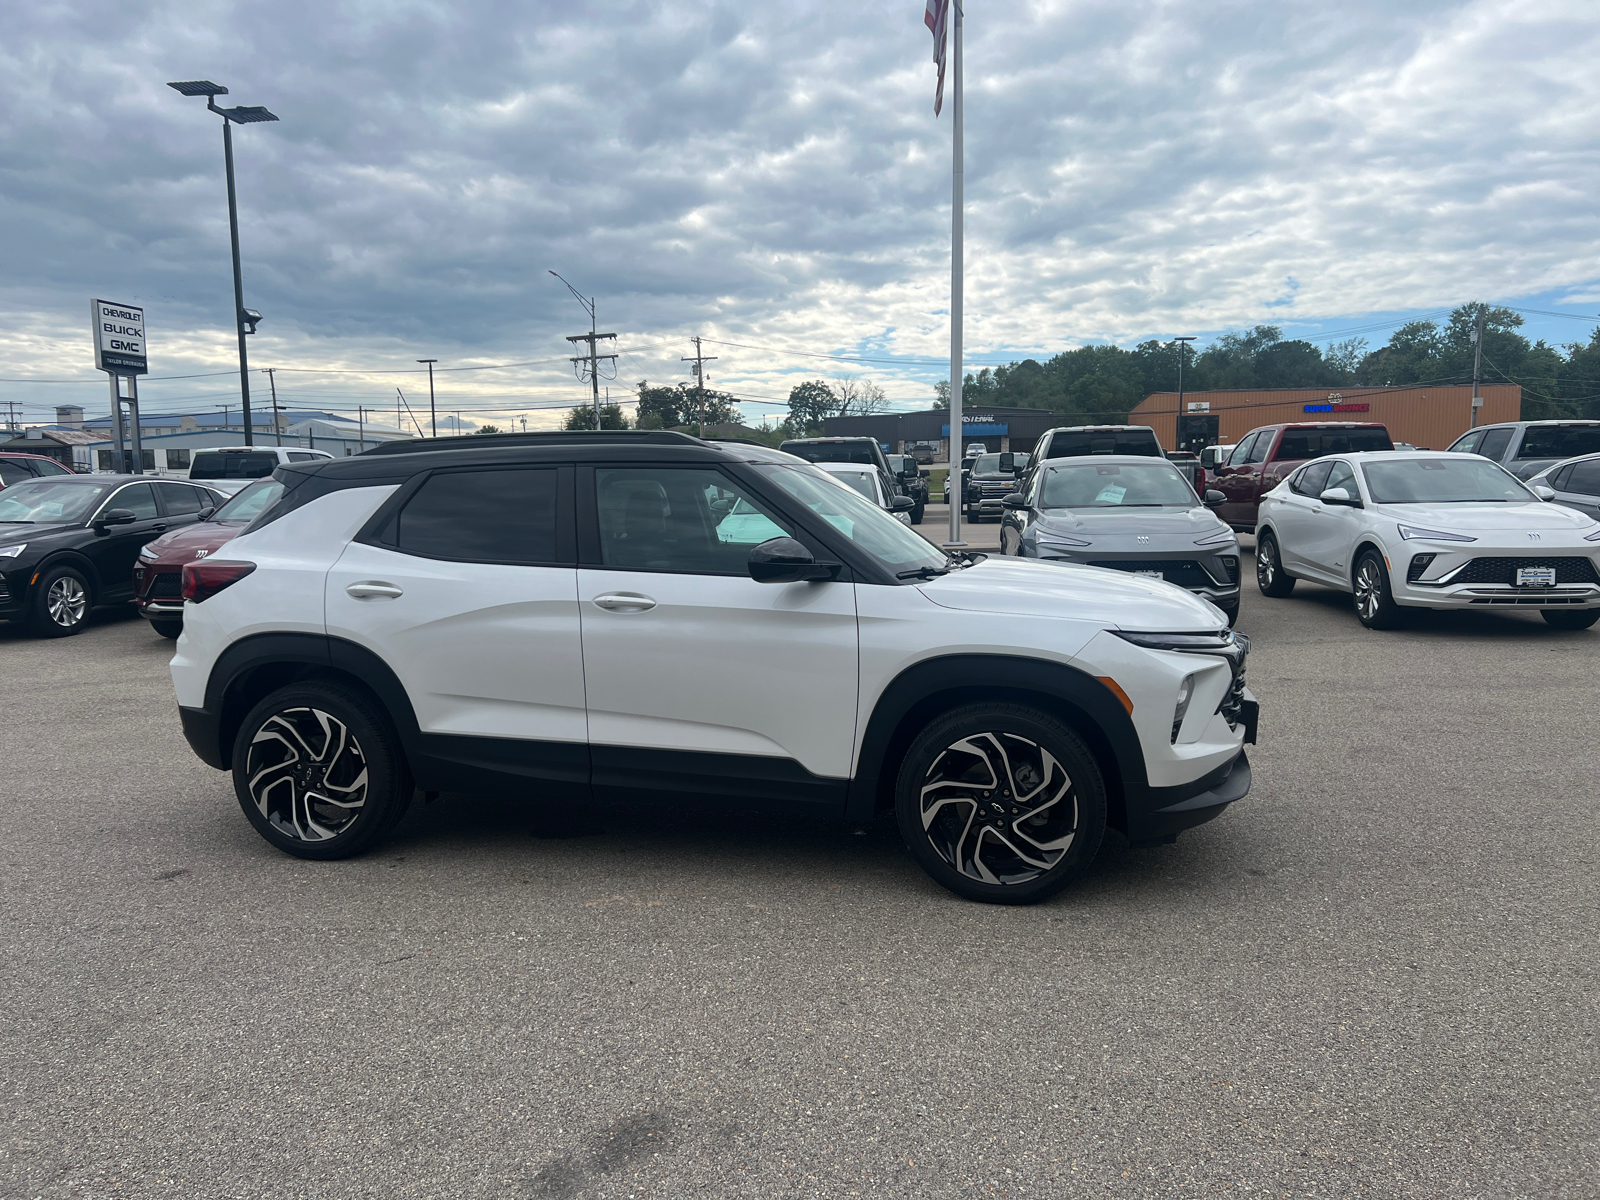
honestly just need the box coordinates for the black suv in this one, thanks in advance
[960,452,1030,522]
[0,474,223,636]
[884,454,929,524]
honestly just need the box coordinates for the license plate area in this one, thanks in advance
[1516,566,1557,588]
[1133,569,1164,580]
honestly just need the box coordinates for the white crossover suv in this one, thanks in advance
[1255,451,1600,631]
[171,432,1257,904]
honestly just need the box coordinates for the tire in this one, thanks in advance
[895,703,1107,905]
[231,682,413,860]
[1254,531,1295,597]
[911,503,925,526]
[1541,608,1600,630]
[1352,548,1405,630]
[27,564,92,638]
[150,619,183,640]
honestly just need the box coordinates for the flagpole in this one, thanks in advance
[945,0,965,549]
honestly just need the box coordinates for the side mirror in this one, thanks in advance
[999,452,1016,473]
[1203,489,1226,509]
[197,506,216,521]
[1319,487,1362,508]
[1532,484,1556,501]
[93,508,137,533]
[748,537,839,584]
[890,495,915,512]
[1001,492,1028,509]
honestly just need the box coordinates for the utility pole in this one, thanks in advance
[1469,309,1485,428]
[418,359,438,437]
[357,405,366,453]
[1174,336,1196,452]
[265,367,282,446]
[681,337,719,437]
[550,271,616,428]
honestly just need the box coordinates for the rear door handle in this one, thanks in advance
[592,592,656,612]
[346,581,404,600]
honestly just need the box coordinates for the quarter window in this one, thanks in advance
[595,467,795,574]
[396,468,559,563]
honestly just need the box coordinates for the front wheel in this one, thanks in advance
[1542,608,1600,630]
[895,704,1107,905]
[150,618,183,640]
[1353,549,1405,630]
[910,503,925,525]
[28,564,92,637]
[1255,531,1295,597]
[232,682,413,860]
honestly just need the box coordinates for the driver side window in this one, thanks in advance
[595,467,796,575]
[1324,460,1356,497]
[1226,434,1257,467]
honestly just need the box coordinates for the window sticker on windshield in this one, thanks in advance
[1094,485,1127,504]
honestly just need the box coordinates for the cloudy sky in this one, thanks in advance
[3,0,1597,430]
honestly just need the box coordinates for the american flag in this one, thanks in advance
[925,0,950,116]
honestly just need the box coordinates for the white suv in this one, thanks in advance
[171,432,1257,904]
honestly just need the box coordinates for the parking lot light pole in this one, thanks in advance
[168,81,278,447]
[418,360,438,437]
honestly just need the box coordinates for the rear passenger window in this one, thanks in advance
[158,483,203,514]
[1566,460,1600,497]
[287,452,318,462]
[396,468,560,563]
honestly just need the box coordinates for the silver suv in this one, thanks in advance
[1447,421,1600,481]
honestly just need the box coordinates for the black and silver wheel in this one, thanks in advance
[1353,548,1404,630]
[150,618,183,640]
[1255,531,1294,597]
[28,564,91,637]
[232,683,412,860]
[1541,608,1600,630]
[895,704,1106,905]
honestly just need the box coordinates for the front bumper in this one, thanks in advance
[1395,549,1600,610]
[132,566,185,621]
[1130,749,1253,846]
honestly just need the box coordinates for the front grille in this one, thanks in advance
[1087,559,1218,589]
[977,482,1013,497]
[1217,632,1251,730]
[147,571,182,599]
[1447,556,1600,586]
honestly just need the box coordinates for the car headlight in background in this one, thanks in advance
[0,543,26,558]
[1397,524,1477,542]
[138,545,161,561]
[1194,528,1235,546]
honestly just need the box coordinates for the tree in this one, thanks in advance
[784,379,839,436]
[563,403,630,431]
[832,376,889,416]
[474,424,502,435]
[635,379,736,430]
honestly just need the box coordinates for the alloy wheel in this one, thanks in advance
[1354,561,1381,619]
[245,706,370,842]
[47,576,87,627]
[1256,544,1275,588]
[917,731,1078,885]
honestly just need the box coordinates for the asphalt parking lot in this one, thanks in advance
[2,530,1596,1199]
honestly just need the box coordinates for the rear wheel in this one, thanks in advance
[151,619,183,640]
[910,503,925,525]
[1254,530,1295,597]
[896,704,1106,905]
[231,682,412,860]
[28,564,92,637]
[1353,549,1405,630]
[1541,608,1600,630]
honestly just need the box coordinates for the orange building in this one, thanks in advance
[1130,384,1521,454]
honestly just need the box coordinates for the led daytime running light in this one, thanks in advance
[1397,524,1477,543]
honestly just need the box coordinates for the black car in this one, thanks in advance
[960,451,1030,522]
[0,474,224,637]
[884,454,929,524]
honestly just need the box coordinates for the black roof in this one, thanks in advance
[361,430,702,456]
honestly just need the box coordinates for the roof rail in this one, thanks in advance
[359,430,705,457]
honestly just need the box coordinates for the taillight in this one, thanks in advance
[182,560,256,602]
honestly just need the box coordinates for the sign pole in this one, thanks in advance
[127,375,143,473]
[944,0,966,550]
[109,375,126,473]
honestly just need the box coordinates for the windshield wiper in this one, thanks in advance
[0,519,35,524]
[897,564,950,579]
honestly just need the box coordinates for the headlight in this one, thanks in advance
[1171,673,1194,743]
[1398,524,1477,543]
[0,543,26,559]
[1585,527,1600,543]
[1194,527,1235,546]
[1035,533,1091,549]
[1113,630,1239,651]
[138,545,161,561]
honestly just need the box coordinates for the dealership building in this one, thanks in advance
[822,384,1521,459]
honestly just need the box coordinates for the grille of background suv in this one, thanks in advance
[1448,556,1600,586]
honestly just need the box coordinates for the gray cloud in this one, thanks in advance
[1,0,1596,425]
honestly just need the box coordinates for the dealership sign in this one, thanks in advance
[92,299,147,375]
[1185,401,1210,412]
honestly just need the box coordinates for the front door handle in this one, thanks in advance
[592,592,656,612]
[152,523,168,532]
[346,581,404,600]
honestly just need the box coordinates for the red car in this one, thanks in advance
[0,451,76,488]
[1210,421,1392,532]
[133,478,284,638]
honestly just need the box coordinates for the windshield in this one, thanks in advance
[1516,425,1600,460]
[1362,457,1534,504]
[779,442,877,466]
[1042,431,1160,458]
[825,468,880,504]
[213,477,285,521]
[190,451,279,480]
[970,454,1013,475]
[0,479,108,524]
[757,463,944,573]
[1040,461,1198,508]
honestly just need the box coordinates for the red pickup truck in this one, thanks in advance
[1211,422,1393,531]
